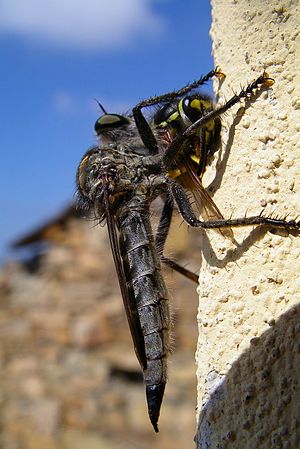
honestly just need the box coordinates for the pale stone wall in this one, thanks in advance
[195,1,300,448]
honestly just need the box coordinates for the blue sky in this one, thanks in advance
[0,0,213,262]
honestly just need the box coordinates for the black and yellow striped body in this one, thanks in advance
[153,93,221,185]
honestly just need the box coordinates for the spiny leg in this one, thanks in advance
[132,68,224,154]
[156,195,199,283]
[163,71,274,168]
[170,180,300,233]
[136,68,224,110]
[155,195,173,252]
[162,258,199,284]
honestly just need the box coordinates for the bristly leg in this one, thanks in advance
[163,71,274,168]
[155,195,199,283]
[170,180,300,233]
[132,68,225,154]
[161,257,199,283]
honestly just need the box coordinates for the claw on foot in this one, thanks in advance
[262,70,275,86]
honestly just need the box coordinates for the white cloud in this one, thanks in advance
[52,91,131,116]
[53,91,79,114]
[0,0,166,50]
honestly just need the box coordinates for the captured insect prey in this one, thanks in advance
[76,69,299,432]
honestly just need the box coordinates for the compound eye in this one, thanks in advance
[153,102,179,129]
[181,97,199,121]
[94,114,130,135]
[181,95,209,124]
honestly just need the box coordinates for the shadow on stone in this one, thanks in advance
[195,304,300,448]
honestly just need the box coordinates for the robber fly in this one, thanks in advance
[76,69,299,432]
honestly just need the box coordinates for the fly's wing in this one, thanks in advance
[179,156,235,242]
[104,190,147,370]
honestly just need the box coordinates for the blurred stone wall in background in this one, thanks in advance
[0,206,201,449]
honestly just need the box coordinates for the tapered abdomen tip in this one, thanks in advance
[146,382,166,433]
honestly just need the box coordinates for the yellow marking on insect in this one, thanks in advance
[190,154,200,164]
[168,111,179,124]
[205,129,212,144]
[178,99,184,116]
[191,98,213,112]
[168,167,185,179]
[156,120,168,128]
[190,98,201,110]
[205,120,214,132]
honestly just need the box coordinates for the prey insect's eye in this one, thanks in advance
[180,96,203,123]
[95,114,130,135]
[153,102,181,129]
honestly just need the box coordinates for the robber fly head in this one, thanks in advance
[94,100,130,137]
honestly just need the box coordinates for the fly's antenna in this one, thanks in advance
[94,99,108,114]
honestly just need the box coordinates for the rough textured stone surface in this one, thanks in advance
[196,1,300,448]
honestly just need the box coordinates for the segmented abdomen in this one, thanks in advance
[117,198,170,431]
